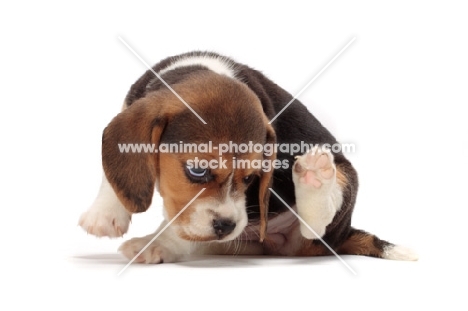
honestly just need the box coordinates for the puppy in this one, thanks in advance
[79,51,417,263]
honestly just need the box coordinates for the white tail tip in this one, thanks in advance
[383,245,419,261]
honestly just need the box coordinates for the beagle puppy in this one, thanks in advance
[79,51,417,263]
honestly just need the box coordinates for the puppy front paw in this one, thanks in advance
[119,237,178,264]
[78,203,131,238]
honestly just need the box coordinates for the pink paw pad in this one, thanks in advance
[293,150,335,189]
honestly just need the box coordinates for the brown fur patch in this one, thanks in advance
[337,229,390,258]
[258,124,276,241]
[336,166,348,189]
[102,92,185,213]
[295,239,330,256]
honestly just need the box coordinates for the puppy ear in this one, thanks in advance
[258,124,276,242]
[102,95,182,214]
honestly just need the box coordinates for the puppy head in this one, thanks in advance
[103,71,276,242]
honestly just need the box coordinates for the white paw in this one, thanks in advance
[79,174,132,238]
[119,237,177,264]
[78,203,131,238]
[292,147,342,240]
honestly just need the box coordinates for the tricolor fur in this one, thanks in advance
[79,51,418,263]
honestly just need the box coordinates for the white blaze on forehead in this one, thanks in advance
[158,55,237,78]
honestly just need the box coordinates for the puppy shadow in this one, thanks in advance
[71,253,127,265]
[71,253,340,268]
[175,255,265,268]
[70,253,262,268]
[178,255,340,268]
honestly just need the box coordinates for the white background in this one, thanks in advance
[1,0,467,309]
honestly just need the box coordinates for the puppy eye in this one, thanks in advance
[184,165,213,184]
[188,167,207,177]
[243,174,255,185]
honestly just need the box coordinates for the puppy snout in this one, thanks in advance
[213,218,236,238]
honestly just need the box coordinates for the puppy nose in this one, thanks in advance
[213,219,236,238]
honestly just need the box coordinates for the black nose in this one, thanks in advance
[213,219,236,238]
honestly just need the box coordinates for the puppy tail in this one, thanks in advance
[337,228,418,261]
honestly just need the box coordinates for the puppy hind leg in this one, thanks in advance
[78,173,131,238]
[292,147,343,239]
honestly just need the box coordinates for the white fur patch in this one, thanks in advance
[383,245,419,261]
[78,174,131,238]
[158,54,237,79]
[119,222,192,264]
[180,195,248,241]
[292,148,343,239]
